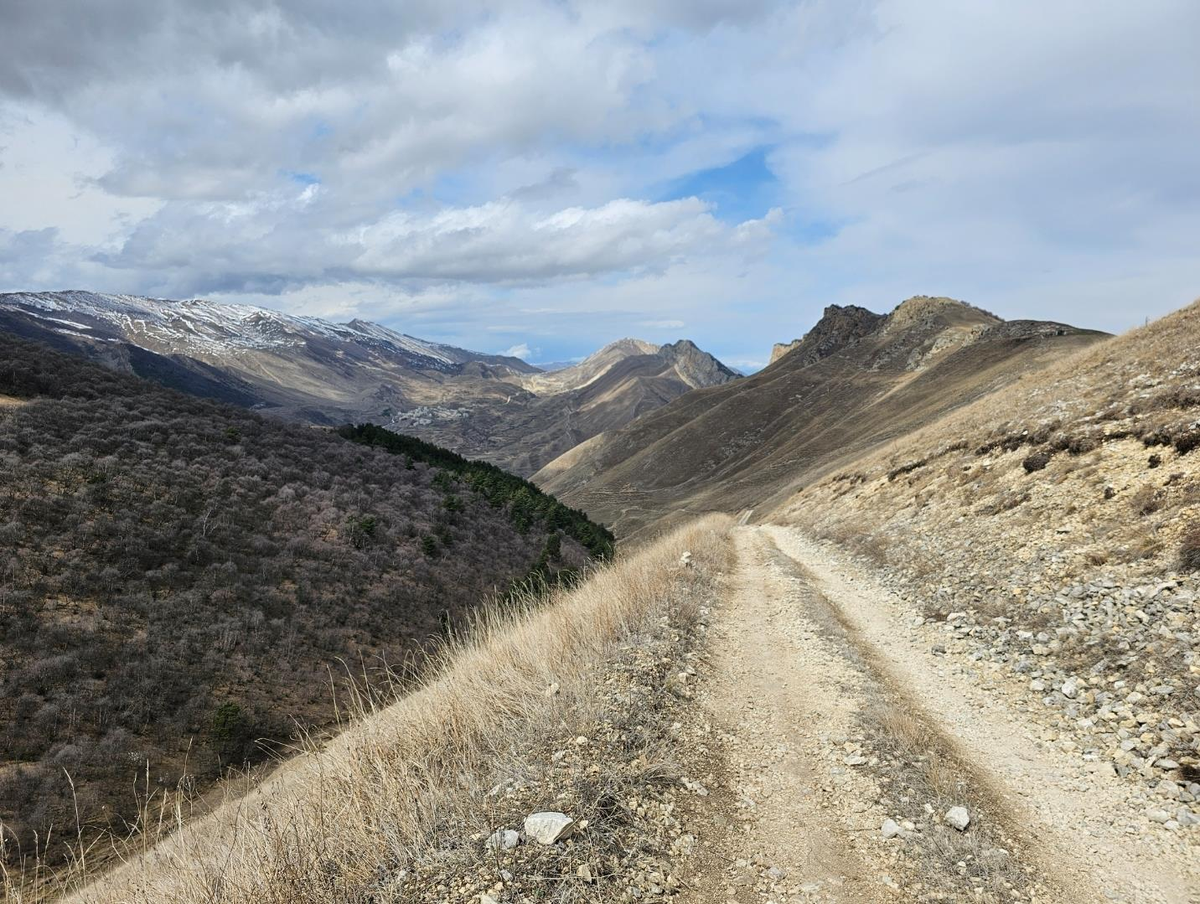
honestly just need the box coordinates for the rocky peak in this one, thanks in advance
[658,339,739,388]
[885,296,1000,332]
[772,304,886,366]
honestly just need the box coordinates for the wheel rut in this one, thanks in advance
[679,527,1197,902]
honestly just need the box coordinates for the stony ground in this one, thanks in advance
[674,527,1200,904]
[388,567,719,903]
[385,521,1200,903]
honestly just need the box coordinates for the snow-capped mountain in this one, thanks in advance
[0,291,522,371]
[0,290,737,475]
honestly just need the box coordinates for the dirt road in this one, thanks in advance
[679,527,1198,903]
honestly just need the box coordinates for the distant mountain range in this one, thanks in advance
[534,296,1110,536]
[0,291,738,475]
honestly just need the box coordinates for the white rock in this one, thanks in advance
[1061,678,1079,699]
[480,895,500,904]
[524,811,576,844]
[680,551,693,567]
[486,828,519,851]
[881,818,903,839]
[945,806,971,831]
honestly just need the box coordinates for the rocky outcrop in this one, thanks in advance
[771,304,885,367]
[659,339,740,389]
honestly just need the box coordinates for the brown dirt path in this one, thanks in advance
[680,528,1200,902]
[764,525,1200,904]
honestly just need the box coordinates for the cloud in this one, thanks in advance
[500,343,532,359]
[1,0,1198,367]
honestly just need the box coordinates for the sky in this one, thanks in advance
[1,1,1198,371]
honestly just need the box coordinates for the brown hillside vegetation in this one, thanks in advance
[0,332,610,873]
[536,296,1107,537]
[777,299,1200,841]
[54,517,731,904]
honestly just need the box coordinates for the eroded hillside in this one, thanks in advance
[536,296,1106,536]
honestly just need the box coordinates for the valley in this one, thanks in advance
[0,292,737,476]
[4,5,1194,901]
[3,293,1199,903]
[535,296,1108,537]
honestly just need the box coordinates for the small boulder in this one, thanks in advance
[945,806,970,831]
[486,828,519,851]
[524,811,576,844]
[881,818,903,839]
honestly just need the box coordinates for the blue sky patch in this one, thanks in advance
[658,146,779,223]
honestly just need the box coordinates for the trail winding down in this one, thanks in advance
[680,527,1198,904]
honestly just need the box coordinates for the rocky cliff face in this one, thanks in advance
[659,339,740,388]
[770,304,886,366]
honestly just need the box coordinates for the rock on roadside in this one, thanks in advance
[524,812,577,845]
[945,806,971,831]
[486,828,520,851]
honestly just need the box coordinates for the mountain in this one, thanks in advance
[398,337,741,476]
[535,296,1109,536]
[0,330,612,866]
[0,292,736,476]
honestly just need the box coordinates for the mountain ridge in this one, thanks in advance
[0,291,737,476]
[535,296,1109,536]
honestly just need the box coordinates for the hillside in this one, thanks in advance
[773,299,1200,811]
[56,518,731,904]
[0,292,736,476]
[536,296,1107,536]
[407,338,740,476]
[0,331,612,868]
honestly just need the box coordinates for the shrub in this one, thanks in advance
[1148,453,1162,469]
[345,514,378,548]
[887,458,929,481]
[1131,485,1162,516]
[1022,450,1052,473]
[211,702,253,763]
[1181,525,1200,572]
[1066,434,1101,455]
[1174,429,1200,456]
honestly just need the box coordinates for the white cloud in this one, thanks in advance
[500,343,532,359]
[1,0,1198,363]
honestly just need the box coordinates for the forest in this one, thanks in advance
[0,332,608,863]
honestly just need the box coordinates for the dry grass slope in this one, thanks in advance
[32,516,732,904]
[780,299,1200,827]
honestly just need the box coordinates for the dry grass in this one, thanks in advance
[865,704,1036,902]
[6,516,731,904]
[783,298,1200,584]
